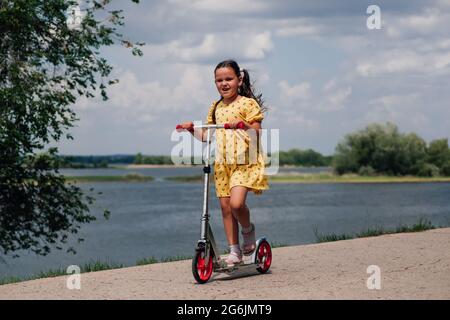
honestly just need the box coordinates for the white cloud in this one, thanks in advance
[285,113,319,129]
[166,34,217,62]
[433,51,450,70]
[244,31,274,59]
[73,66,211,122]
[318,86,352,112]
[279,80,311,100]
[386,9,448,38]
[278,79,351,113]
[276,20,321,37]
[363,94,430,130]
[355,49,450,77]
[323,78,337,92]
[168,0,267,13]
[163,32,273,62]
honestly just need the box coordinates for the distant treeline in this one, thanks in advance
[133,153,172,165]
[58,155,136,168]
[59,123,450,176]
[134,151,332,166]
[277,149,333,167]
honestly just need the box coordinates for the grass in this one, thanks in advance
[0,220,442,286]
[313,218,436,243]
[3,220,435,285]
[1,241,292,286]
[269,173,450,184]
[65,173,154,183]
[0,260,125,286]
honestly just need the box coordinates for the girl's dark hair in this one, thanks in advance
[211,59,267,124]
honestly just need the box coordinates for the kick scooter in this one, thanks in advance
[176,122,272,284]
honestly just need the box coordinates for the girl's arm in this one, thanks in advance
[178,121,207,142]
[229,120,262,133]
[194,128,208,142]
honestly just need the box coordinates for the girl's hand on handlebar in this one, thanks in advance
[176,121,194,132]
[224,121,246,130]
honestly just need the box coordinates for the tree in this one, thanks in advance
[278,149,331,166]
[427,139,450,169]
[333,123,428,176]
[0,0,142,256]
[134,152,143,164]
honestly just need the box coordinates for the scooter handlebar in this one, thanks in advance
[175,121,245,130]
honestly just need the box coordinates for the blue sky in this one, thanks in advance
[55,0,450,156]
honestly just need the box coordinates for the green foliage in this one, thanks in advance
[59,154,136,167]
[427,139,450,169]
[414,162,440,177]
[0,0,142,256]
[133,153,173,165]
[333,123,448,176]
[358,165,375,176]
[441,161,450,176]
[278,149,332,166]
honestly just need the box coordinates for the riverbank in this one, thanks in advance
[0,218,439,286]
[165,174,450,184]
[118,164,195,169]
[1,228,449,299]
[269,174,450,184]
[65,174,154,183]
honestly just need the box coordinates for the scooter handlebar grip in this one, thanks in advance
[224,121,245,130]
[176,124,194,132]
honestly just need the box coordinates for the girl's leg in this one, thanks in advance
[219,197,239,246]
[230,186,256,255]
[219,197,242,266]
[229,186,250,228]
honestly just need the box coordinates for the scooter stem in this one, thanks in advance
[200,128,212,241]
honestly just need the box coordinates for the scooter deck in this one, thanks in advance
[214,255,260,274]
[215,262,260,274]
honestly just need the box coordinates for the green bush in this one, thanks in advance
[439,161,450,176]
[358,165,376,176]
[415,162,440,177]
[332,123,449,176]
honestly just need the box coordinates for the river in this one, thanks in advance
[1,167,449,279]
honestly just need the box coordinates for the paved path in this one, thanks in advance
[1,228,449,299]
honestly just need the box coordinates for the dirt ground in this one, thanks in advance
[1,228,449,300]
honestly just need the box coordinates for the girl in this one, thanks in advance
[179,59,268,267]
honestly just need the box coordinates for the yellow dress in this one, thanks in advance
[206,96,269,198]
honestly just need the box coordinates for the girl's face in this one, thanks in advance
[214,67,242,102]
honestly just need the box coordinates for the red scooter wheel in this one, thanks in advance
[192,249,214,284]
[256,240,272,273]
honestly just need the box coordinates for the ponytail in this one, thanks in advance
[238,68,267,113]
[211,98,222,124]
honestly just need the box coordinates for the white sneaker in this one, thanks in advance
[222,251,243,268]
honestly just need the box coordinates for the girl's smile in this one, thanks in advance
[215,67,243,104]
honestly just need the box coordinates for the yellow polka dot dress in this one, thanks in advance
[206,96,269,198]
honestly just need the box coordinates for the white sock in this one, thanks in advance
[229,244,241,255]
[242,224,253,234]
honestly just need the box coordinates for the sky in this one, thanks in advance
[55,0,450,156]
